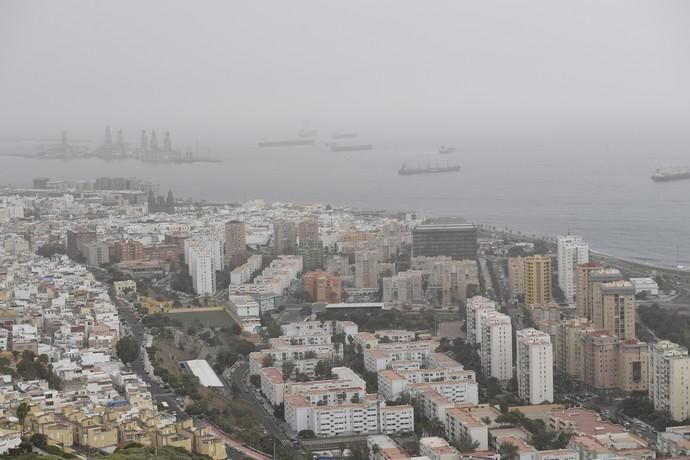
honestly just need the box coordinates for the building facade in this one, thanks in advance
[524,255,552,305]
[480,312,513,381]
[224,220,246,264]
[557,236,589,304]
[303,271,342,303]
[412,223,477,260]
[516,328,554,404]
[650,340,690,421]
[273,219,297,255]
[508,257,525,298]
[355,249,379,289]
[575,262,604,320]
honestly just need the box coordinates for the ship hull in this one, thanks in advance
[331,144,373,152]
[651,172,690,182]
[399,166,460,175]
[258,139,315,148]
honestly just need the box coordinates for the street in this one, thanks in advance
[116,297,270,459]
[116,298,183,417]
[226,362,291,444]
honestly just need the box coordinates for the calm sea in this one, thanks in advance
[1,130,689,268]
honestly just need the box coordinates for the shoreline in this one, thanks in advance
[478,225,689,275]
[0,168,684,272]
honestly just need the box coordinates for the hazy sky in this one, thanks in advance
[2,0,690,138]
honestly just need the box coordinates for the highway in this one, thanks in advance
[591,252,690,308]
[116,297,182,416]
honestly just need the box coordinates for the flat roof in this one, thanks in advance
[183,359,224,388]
[325,302,384,309]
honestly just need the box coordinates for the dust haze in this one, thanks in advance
[1,0,690,145]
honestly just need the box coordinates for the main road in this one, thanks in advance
[226,362,290,443]
[116,297,182,416]
[116,297,269,459]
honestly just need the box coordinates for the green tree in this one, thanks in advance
[30,433,48,449]
[116,336,140,364]
[424,418,446,437]
[282,361,296,379]
[314,360,333,379]
[16,402,31,434]
[498,441,520,460]
[298,430,315,439]
[262,354,276,367]
[452,430,479,452]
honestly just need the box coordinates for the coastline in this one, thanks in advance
[478,224,690,276]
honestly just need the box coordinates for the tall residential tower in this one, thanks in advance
[557,236,589,304]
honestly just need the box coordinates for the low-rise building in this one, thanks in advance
[445,406,489,451]
[419,436,461,460]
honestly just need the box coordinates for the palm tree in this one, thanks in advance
[16,402,31,434]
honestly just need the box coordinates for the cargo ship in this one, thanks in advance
[257,139,316,148]
[331,143,373,152]
[439,146,455,155]
[651,168,690,182]
[332,132,358,140]
[398,163,460,175]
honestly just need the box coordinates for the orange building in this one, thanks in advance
[143,244,181,266]
[297,219,320,242]
[114,239,144,262]
[303,271,342,303]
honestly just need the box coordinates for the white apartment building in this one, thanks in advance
[378,368,478,404]
[259,367,285,406]
[248,342,336,376]
[241,255,303,296]
[516,328,554,405]
[650,340,690,421]
[466,296,497,345]
[557,235,589,304]
[274,333,332,346]
[480,312,513,381]
[364,341,439,372]
[657,425,690,457]
[281,320,335,337]
[445,407,489,451]
[535,450,578,460]
[335,321,359,340]
[419,436,461,460]
[285,394,414,437]
[228,295,260,318]
[229,254,262,285]
[187,246,216,296]
[184,237,223,270]
[416,387,460,421]
[353,332,380,350]
[373,329,416,343]
[377,352,477,401]
[249,351,322,378]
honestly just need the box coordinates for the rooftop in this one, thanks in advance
[182,360,224,388]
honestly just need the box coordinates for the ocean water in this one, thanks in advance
[1,131,689,267]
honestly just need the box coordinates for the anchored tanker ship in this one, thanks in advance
[332,132,358,139]
[257,139,316,148]
[651,168,690,182]
[330,143,373,152]
[398,163,460,176]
